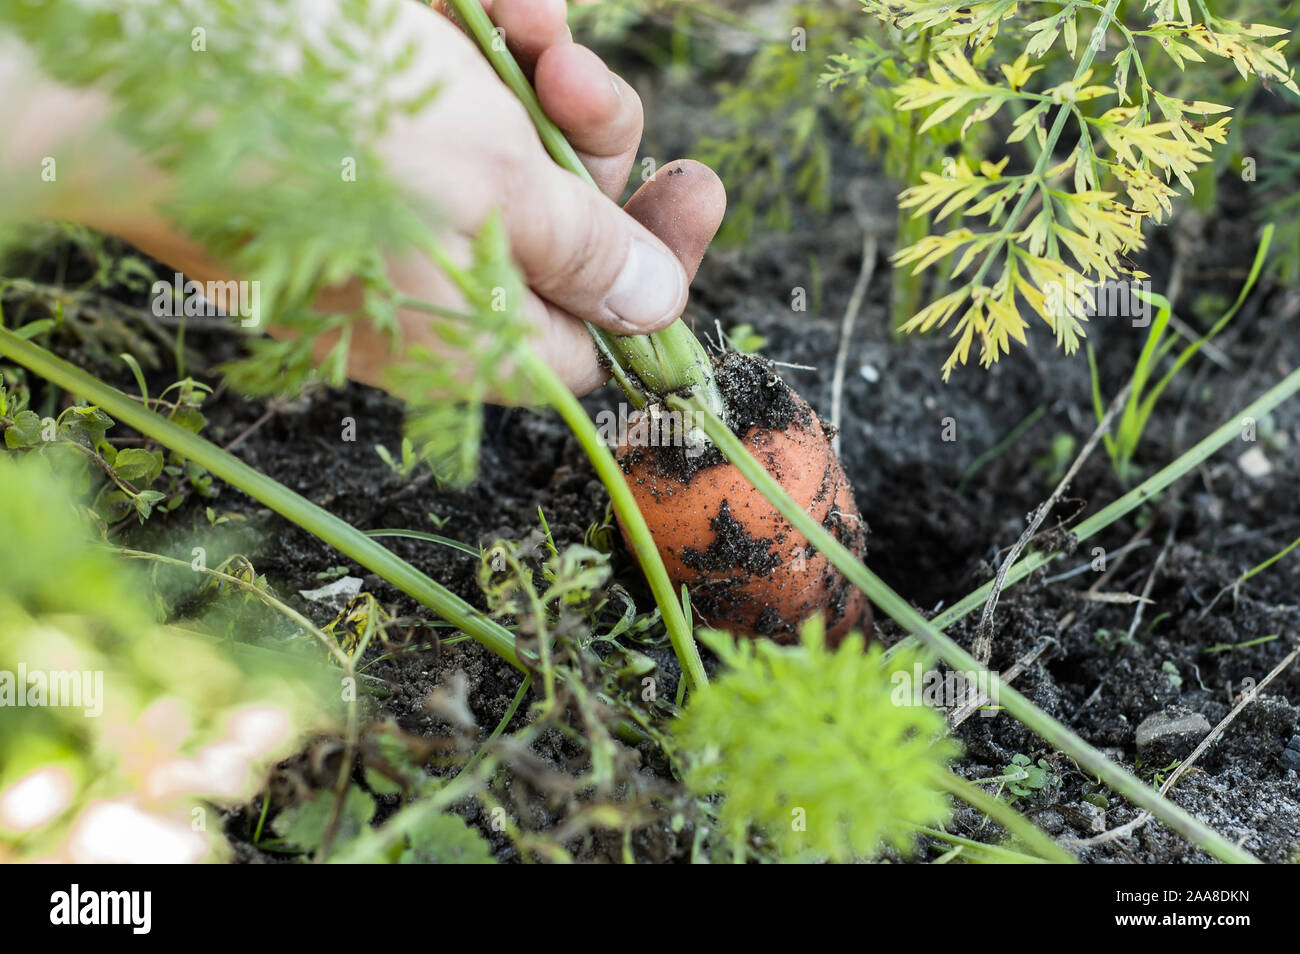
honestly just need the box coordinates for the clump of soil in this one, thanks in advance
[679,499,780,574]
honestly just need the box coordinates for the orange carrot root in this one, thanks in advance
[616,361,870,645]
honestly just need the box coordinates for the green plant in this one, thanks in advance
[823,13,978,332]
[831,1,1296,376]
[724,322,768,354]
[696,4,855,242]
[1003,754,1057,798]
[0,368,215,524]
[374,435,420,480]
[0,454,332,862]
[1087,223,1272,480]
[673,621,958,862]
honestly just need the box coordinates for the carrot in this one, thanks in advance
[614,354,870,645]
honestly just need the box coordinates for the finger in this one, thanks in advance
[504,158,688,334]
[490,0,571,77]
[621,159,727,283]
[313,250,607,402]
[534,43,643,200]
[524,295,608,396]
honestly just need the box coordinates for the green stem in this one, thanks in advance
[674,392,1260,864]
[0,326,523,669]
[1129,224,1274,453]
[1240,532,1300,584]
[524,352,708,692]
[935,771,1077,864]
[964,0,1123,293]
[443,0,725,421]
[913,826,1048,864]
[930,363,1300,633]
[116,548,353,669]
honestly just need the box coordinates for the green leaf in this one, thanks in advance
[112,447,165,484]
[169,405,206,435]
[58,405,114,450]
[132,489,167,521]
[119,352,150,407]
[274,788,376,855]
[397,812,495,865]
[3,409,44,449]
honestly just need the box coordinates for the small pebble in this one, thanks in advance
[1237,446,1271,478]
[1280,734,1300,772]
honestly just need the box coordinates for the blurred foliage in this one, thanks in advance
[696,3,859,241]
[0,224,175,372]
[0,454,332,862]
[1,0,436,394]
[1248,110,1300,283]
[1,368,216,527]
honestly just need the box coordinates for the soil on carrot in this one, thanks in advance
[18,69,1300,867]
[617,351,867,643]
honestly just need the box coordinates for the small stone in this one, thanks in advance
[1036,809,1065,835]
[1280,734,1300,772]
[1237,446,1271,478]
[858,364,879,383]
[1136,708,1211,765]
[1061,801,1106,834]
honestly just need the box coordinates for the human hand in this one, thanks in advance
[353,0,727,395]
[2,0,725,399]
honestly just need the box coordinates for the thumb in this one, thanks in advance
[504,158,690,334]
[621,159,727,284]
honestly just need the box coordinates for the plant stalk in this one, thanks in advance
[931,363,1300,633]
[0,326,523,669]
[523,352,708,692]
[934,770,1077,865]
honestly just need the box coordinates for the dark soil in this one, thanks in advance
[12,43,1300,866]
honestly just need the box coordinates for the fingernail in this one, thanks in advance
[605,238,684,330]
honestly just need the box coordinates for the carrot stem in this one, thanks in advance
[0,325,524,669]
[523,351,708,692]
[442,0,726,421]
